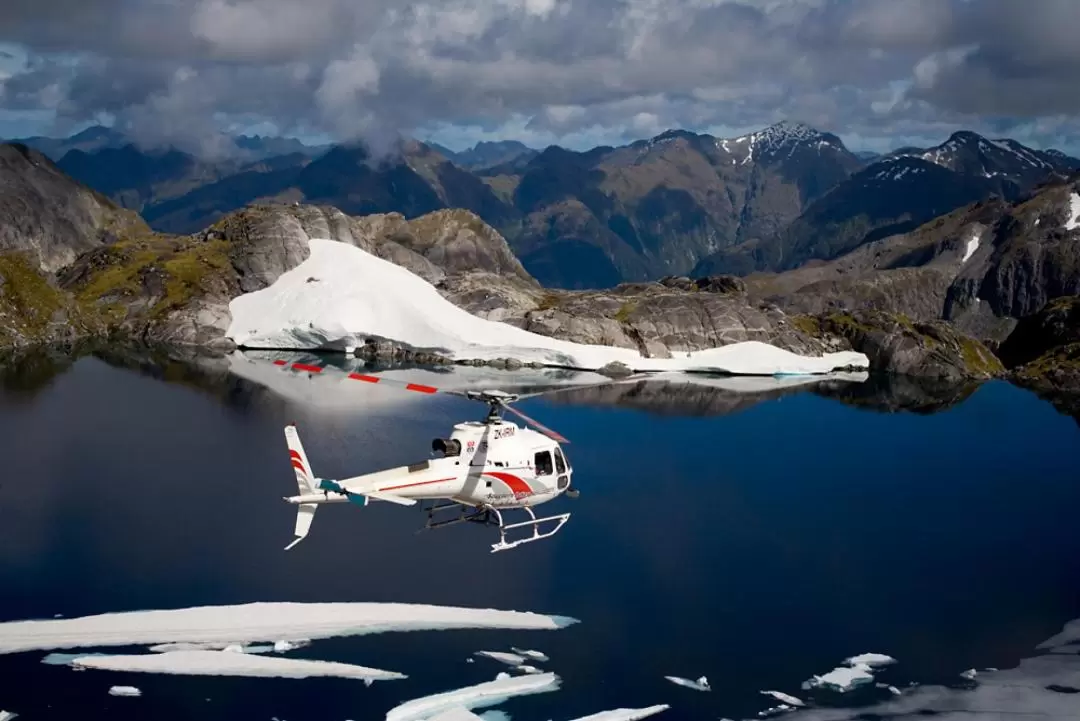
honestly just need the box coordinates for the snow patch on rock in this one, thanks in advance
[226,239,869,376]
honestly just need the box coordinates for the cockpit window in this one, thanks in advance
[534,450,553,476]
[553,447,567,474]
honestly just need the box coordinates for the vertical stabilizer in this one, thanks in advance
[284,424,318,550]
[285,424,316,495]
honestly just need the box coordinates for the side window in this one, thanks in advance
[534,451,553,476]
[553,448,567,474]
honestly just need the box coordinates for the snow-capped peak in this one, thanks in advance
[864,155,932,183]
[717,121,843,164]
[894,130,1071,180]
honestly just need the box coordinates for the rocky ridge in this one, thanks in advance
[693,131,1080,278]
[2,144,1075,388]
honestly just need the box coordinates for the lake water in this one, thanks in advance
[1,348,1079,721]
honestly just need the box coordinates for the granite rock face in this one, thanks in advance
[806,311,1004,381]
[0,143,148,273]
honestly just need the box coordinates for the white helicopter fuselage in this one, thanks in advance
[285,419,573,510]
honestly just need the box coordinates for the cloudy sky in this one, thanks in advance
[1,0,1078,156]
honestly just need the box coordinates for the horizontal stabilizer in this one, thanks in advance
[362,490,417,507]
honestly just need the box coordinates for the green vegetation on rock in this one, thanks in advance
[614,301,636,323]
[0,252,66,342]
[63,232,234,330]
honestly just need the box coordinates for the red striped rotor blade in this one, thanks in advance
[273,359,463,397]
[502,404,569,444]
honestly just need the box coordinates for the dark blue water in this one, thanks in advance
[1,351,1078,721]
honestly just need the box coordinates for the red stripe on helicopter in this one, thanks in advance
[348,373,381,383]
[273,359,287,366]
[291,363,323,373]
[379,476,457,492]
[484,472,533,498]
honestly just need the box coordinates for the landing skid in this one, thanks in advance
[420,501,570,553]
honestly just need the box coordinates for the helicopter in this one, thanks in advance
[270,357,586,553]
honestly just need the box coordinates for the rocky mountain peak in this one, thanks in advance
[0,142,148,274]
[715,120,847,165]
[899,131,1079,187]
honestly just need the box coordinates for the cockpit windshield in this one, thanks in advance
[554,446,569,473]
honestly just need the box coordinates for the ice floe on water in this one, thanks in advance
[761,691,805,707]
[474,651,528,666]
[0,711,17,721]
[664,675,710,691]
[510,647,549,662]
[0,601,576,655]
[42,651,109,666]
[384,672,560,721]
[515,664,544,675]
[802,664,875,693]
[842,653,895,668]
[67,649,406,683]
[802,652,897,693]
[147,639,297,654]
[566,704,670,721]
[227,238,869,375]
[423,700,668,721]
[758,704,796,717]
[108,686,141,697]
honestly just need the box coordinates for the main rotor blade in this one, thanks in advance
[269,358,471,398]
[501,403,570,444]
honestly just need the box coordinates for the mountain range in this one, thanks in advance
[0,136,1078,417]
[7,122,1080,291]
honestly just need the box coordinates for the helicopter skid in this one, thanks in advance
[489,506,571,553]
[420,501,570,552]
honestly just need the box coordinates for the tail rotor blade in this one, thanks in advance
[502,403,570,444]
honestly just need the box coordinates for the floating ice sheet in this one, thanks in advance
[43,652,110,666]
[71,650,405,683]
[567,704,670,721]
[758,704,794,717]
[0,601,576,655]
[514,664,543,674]
[761,690,805,707]
[385,672,560,721]
[844,653,896,668]
[510,647,549,662]
[803,665,875,692]
[108,686,141,697]
[664,675,710,691]
[475,651,528,666]
[0,711,17,721]
[427,709,488,721]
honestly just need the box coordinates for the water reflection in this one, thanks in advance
[1,346,1078,721]
[5,345,1065,425]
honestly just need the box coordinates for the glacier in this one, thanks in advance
[226,238,869,376]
